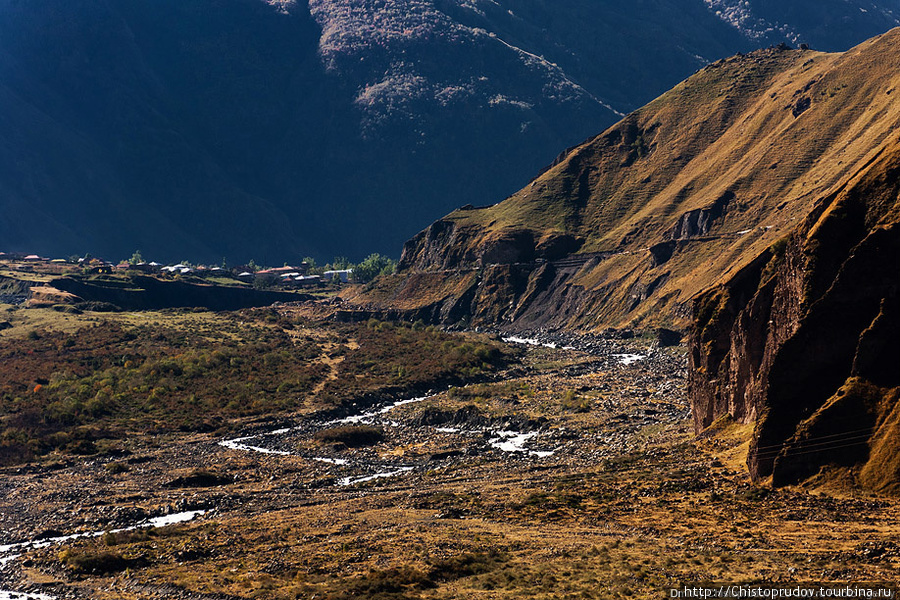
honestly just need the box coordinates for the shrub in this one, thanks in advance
[334,566,433,598]
[561,389,591,413]
[58,549,136,574]
[165,469,233,488]
[105,462,129,474]
[314,425,385,447]
[427,550,507,582]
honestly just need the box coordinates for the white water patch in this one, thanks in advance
[489,431,554,458]
[313,457,350,466]
[0,554,21,568]
[329,395,431,426]
[614,353,645,366]
[502,336,575,351]
[0,511,206,559]
[0,510,206,600]
[503,335,554,348]
[219,435,293,456]
[219,393,557,488]
[0,591,56,600]
[220,396,436,458]
[340,467,414,487]
[145,510,207,528]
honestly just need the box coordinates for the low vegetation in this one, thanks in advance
[314,425,385,448]
[0,307,511,465]
[4,336,897,600]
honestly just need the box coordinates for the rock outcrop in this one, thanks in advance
[689,135,900,493]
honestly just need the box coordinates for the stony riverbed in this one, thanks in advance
[2,333,895,599]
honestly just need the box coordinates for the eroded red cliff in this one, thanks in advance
[689,137,900,492]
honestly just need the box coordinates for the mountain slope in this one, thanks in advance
[690,129,900,492]
[361,28,900,331]
[2,0,900,263]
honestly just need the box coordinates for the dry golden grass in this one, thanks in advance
[6,342,896,600]
[381,29,900,330]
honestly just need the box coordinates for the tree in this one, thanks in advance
[128,250,144,265]
[353,253,397,283]
[329,256,352,270]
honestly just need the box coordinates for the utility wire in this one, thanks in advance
[751,426,876,451]
[753,432,875,456]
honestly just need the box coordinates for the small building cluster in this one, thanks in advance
[0,251,354,290]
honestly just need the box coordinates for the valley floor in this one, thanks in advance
[1,336,898,599]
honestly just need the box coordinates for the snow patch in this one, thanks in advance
[313,457,350,466]
[0,509,206,597]
[340,467,414,486]
[614,353,646,365]
[489,431,554,457]
[329,395,431,426]
[146,510,207,529]
[0,591,56,600]
[220,435,293,456]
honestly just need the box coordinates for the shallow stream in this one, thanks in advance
[219,391,557,484]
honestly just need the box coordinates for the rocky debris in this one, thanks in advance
[410,405,545,433]
[411,405,490,429]
[0,338,692,598]
[427,450,465,462]
[655,328,682,347]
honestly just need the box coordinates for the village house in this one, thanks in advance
[255,265,308,278]
[323,269,353,284]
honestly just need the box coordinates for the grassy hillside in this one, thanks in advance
[378,28,900,330]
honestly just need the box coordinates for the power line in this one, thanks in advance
[752,426,876,451]
[753,439,871,460]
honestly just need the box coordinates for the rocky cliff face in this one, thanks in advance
[689,136,900,493]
